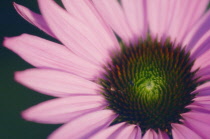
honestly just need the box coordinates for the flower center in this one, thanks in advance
[100,37,199,134]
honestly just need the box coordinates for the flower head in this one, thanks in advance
[4,0,210,138]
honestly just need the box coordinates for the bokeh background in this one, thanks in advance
[1,0,210,139]
[1,0,62,138]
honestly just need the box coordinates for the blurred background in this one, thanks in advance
[0,0,62,138]
[0,0,210,139]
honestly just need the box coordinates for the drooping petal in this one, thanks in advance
[182,111,210,139]
[91,122,141,139]
[48,110,117,139]
[4,34,101,80]
[121,0,147,40]
[22,95,106,124]
[15,69,101,97]
[92,0,133,43]
[13,3,55,38]
[61,0,120,50]
[171,123,202,139]
[38,0,113,65]
[142,129,158,139]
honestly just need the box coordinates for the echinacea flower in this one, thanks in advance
[4,0,210,138]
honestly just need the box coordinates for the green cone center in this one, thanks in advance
[100,37,199,133]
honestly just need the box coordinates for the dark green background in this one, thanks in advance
[0,0,62,138]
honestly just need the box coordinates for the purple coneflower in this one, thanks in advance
[4,0,210,138]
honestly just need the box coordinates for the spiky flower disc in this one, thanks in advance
[101,37,199,133]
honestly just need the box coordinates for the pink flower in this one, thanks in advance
[4,0,210,138]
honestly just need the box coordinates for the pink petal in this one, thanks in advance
[192,48,210,74]
[13,3,55,38]
[146,0,176,40]
[3,34,100,80]
[182,111,210,138]
[167,0,209,44]
[22,95,106,124]
[61,0,120,50]
[191,82,210,96]
[142,129,158,139]
[192,96,210,111]
[186,104,210,114]
[48,110,117,139]
[38,0,112,65]
[171,123,202,139]
[175,0,209,44]
[184,10,210,51]
[15,69,101,97]
[194,64,210,82]
[91,122,141,139]
[92,0,133,43]
[158,129,169,139]
[190,30,210,61]
[121,0,147,40]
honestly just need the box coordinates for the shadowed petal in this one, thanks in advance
[4,34,101,80]
[91,122,141,139]
[172,123,202,139]
[92,0,133,43]
[182,111,210,138]
[166,0,209,44]
[158,129,169,139]
[184,11,210,51]
[48,110,117,139]
[192,96,210,111]
[15,69,101,97]
[22,95,106,124]
[194,65,210,83]
[38,0,113,65]
[13,2,55,37]
[190,30,210,60]
[192,45,210,73]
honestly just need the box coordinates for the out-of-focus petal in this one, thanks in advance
[172,123,202,139]
[3,34,101,80]
[22,95,106,124]
[13,2,55,37]
[48,110,117,139]
[15,69,101,97]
